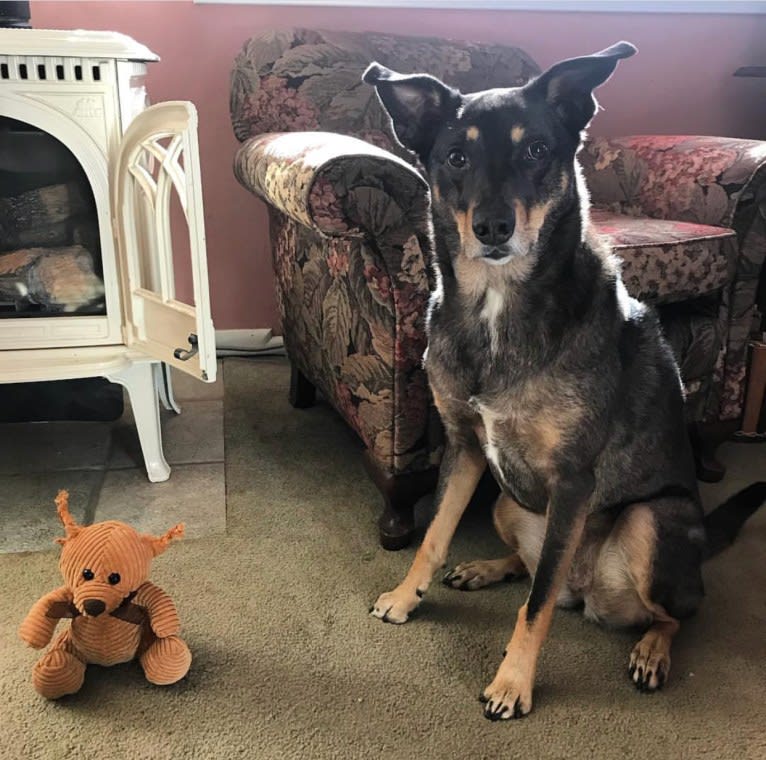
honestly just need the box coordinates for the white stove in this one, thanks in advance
[0,29,216,482]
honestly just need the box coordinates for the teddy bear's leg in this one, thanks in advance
[32,633,86,699]
[140,635,191,685]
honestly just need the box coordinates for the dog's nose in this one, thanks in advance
[83,599,106,617]
[472,215,514,246]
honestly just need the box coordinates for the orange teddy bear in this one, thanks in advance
[19,490,191,698]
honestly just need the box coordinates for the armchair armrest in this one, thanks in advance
[234,131,430,240]
[581,135,766,229]
[582,135,766,423]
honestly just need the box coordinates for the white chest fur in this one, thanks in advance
[480,287,505,354]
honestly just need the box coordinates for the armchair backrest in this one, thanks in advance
[231,28,540,164]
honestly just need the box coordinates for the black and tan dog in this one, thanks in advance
[363,44,766,720]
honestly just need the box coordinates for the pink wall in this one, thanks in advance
[32,1,766,331]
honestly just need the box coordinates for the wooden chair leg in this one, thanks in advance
[689,420,737,483]
[289,364,316,409]
[362,450,438,551]
[740,341,766,434]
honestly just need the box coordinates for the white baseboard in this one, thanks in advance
[215,328,284,355]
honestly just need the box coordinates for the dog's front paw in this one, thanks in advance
[370,586,422,624]
[480,672,533,720]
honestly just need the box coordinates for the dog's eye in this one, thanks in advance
[526,141,549,161]
[447,149,467,169]
[108,573,121,585]
[82,569,94,581]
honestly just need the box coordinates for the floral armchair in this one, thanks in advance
[231,28,766,549]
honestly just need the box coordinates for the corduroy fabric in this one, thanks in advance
[18,491,191,699]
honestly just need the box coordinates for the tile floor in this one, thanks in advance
[0,356,762,556]
[0,363,226,554]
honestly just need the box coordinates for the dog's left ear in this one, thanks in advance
[527,42,637,132]
[363,62,461,159]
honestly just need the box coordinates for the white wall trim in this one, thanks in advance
[194,0,766,14]
[215,328,284,355]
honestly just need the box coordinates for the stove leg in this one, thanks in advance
[155,363,180,414]
[107,361,171,483]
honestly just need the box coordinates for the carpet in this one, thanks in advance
[1,358,764,759]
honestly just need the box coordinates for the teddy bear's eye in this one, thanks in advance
[108,573,121,585]
[82,569,94,581]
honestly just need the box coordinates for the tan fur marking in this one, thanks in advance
[526,415,562,462]
[473,422,487,448]
[493,494,531,552]
[432,184,441,204]
[510,601,552,665]
[511,125,525,143]
[445,554,528,590]
[451,205,475,250]
[624,506,658,607]
[482,511,586,715]
[582,504,663,628]
[505,554,528,576]
[526,201,554,236]
[477,383,585,479]
[414,447,486,575]
[482,601,554,715]
[512,198,555,252]
[370,446,486,623]
[466,126,480,141]
[630,618,679,690]
[454,256,489,299]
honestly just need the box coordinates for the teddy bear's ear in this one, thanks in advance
[144,523,185,557]
[54,490,81,543]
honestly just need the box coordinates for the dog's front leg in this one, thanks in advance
[482,472,593,719]
[371,442,486,624]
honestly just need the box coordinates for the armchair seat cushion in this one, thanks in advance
[591,209,736,305]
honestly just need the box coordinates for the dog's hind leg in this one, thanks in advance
[622,500,700,692]
[443,494,530,590]
[630,618,679,691]
[370,442,486,624]
[443,555,528,590]
[587,501,701,692]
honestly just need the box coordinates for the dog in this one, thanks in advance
[363,43,766,720]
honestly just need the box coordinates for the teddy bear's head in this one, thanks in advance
[54,491,184,617]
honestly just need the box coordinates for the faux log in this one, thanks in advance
[5,216,103,256]
[0,182,92,251]
[0,245,104,313]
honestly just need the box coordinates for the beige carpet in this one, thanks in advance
[1,358,764,759]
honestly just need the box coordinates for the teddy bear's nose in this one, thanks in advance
[83,599,106,617]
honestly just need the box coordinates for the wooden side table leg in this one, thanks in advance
[741,342,766,434]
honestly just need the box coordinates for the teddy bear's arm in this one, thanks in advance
[134,582,182,638]
[18,586,75,649]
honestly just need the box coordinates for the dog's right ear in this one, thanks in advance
[363,63,460,159]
